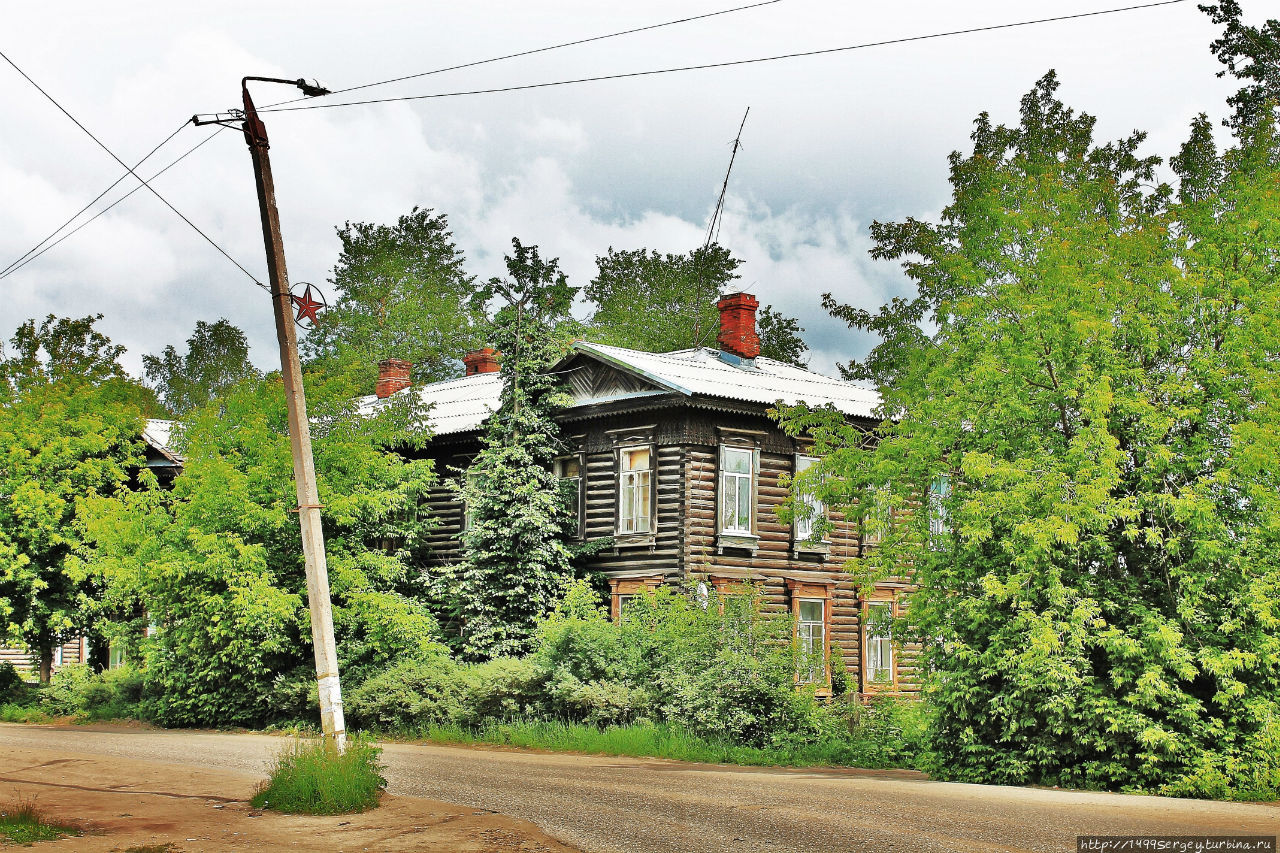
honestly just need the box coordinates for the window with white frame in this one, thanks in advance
[555,455,583,537]
[862,484,890,545]
[720,446,755,534]
[928,474,951,546]
[864,601,894,684]
[794,455,824,542]
[617,446,652,534]
[797,599,826,684]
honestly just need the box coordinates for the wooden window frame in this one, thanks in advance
[792,453,829,555]
[861,592,899,693]
[555,450,586,540]
[608,576,663,621]
[928,473,951,549]
[716,428,763,553]
[609,427,657,547]
[786,579,834,697]
[861,483,891,548]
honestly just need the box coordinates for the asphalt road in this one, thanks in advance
[0,724,1275,853]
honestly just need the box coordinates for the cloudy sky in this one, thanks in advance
[0,0,1249,382]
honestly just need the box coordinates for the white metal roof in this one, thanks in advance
[360,342,879,437]
[143,419,183,463]
[356,371,504,437]
[574,343,880,419]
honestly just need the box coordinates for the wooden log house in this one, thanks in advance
[362,294,920,698]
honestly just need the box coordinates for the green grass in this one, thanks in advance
[398,718,916,770]
[251,735,387,815]
[0,795,80,844]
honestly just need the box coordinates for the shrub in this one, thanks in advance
[0,662,23,696]
[459,657,548,725]
[345,657,465,731]
[39,664,93,716]
[251,735,385,814]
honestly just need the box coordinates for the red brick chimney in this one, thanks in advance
[463,348,501,376]
[716,292,760,360]
[375,358,412,399]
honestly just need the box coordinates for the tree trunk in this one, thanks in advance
[38,647,53,685]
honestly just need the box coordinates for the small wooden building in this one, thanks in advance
[362,294,919,697]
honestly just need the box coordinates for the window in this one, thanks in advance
[794,455,825,542]
[616,594,637,621]
[865,601,894,685]
[719,446,755,534]
[797,599,826,684]
[862,484,890,546]
[928,474,951,546]
[617,446,652,535]
[555,455,583,537]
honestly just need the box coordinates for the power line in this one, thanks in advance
[260,0,784,109]
[0,128,246,284]
[0,120,189,278]
[0,47,262,286]
[7,1,784,279]
[259,0,1190,114]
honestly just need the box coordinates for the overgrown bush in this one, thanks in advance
[345,657,466,731]
[0,662,24,698]
[252,735,386,814]
[31,664,146,719]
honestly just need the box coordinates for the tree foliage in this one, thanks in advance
[778,72,1280,799]
[0,316,154,682]
[78,374,443,726]
[445,239,578,661]
[585,244,809,366]
[142,319,259,416]
[1200,1,1280,132]
[302,206,486,393]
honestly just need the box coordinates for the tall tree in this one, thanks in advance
[585,244,809,366]
[446,239,578,660]
[1200,1,1279,132]
[0,315,155,682]
[143,319,259,416]
[778,73,1280,799]
[78,372,442,726]
[302,207,486,392]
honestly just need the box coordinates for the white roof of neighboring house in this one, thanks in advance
[143,419,183,463]
[356,371,504,437]
[357,342,880,437]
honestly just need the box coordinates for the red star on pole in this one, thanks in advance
[291,284,324,326]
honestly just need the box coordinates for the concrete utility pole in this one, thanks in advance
[224,77,346,748]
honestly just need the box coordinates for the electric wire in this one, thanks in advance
[260,0,784,109]
[0,128,244,285]
[0,120,189,278]
[0,47,262,286]
[258,0,1191,114]
[6,0,783,279]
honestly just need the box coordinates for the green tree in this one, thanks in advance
[778,73,1280,799]
[585,244,809,366]
[302,206,486,393]
[1200,1,1279,132]
[78,373,443,726]
[0,315,155,682]
[142,319,259,416]
[446,239,578,660]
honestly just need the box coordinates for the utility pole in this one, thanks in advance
[199,77,345,749]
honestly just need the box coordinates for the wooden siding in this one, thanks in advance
[407,404,922,696]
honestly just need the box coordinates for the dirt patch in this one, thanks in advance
[0,743,578,852]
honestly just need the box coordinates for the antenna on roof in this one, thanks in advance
[703,107,750,251]
[693,108,750,351]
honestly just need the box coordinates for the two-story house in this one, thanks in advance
[361,294,918,697]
